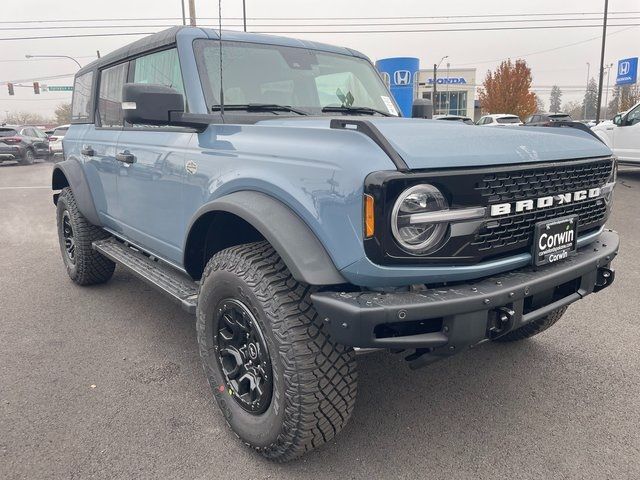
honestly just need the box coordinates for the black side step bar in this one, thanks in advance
[92,238,198,314]
[330,118,409,171]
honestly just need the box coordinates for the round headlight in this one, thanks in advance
[391,184,449,254]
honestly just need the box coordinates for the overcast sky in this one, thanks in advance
[1,0,638,119]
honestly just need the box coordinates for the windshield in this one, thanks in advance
[194,40,399,116]
[497,116,521,124]
[0,128,18,137]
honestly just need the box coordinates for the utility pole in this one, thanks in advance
[181,0,186,25]
[243,0,247,32]
[595,0,608,123]
[432,64,437,114]
[188,0,197,26]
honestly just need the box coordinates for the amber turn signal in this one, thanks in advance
[364,194,375,238]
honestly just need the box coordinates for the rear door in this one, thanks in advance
[82,62,127,229]
[114,48,192,263]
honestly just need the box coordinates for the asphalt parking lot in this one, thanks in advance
[1,161,639,480]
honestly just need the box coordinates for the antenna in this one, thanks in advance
[218,0,224,118]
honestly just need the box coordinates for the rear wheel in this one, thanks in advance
[56,187,115,285]
[196,241,358,462]
[494,306,568,342]
[20,149,35,165]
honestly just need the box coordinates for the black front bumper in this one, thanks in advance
[312,230,619,359]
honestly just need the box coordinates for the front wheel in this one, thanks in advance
[196,241,358,462]
[20,149,35,165]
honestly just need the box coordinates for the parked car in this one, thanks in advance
[52,27,619,461]
[524,112,573,125]
[48,124,69,159]
[434,114,474,125]
[592,101,640,165]
[0,125,50,164]
[476,114,522,126]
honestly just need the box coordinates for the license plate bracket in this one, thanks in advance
[532,215,578,266]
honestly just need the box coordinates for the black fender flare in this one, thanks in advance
[185,191,347,286]
[52,158,101,226]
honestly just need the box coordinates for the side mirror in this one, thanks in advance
[412,98,433,119]
[122,83,184,126]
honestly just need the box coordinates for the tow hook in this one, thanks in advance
[594,267,615,292]
[489,306,515,337]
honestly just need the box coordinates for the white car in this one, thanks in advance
[476,114,522,126]
[48,125,69,158]
[592,102,640,165]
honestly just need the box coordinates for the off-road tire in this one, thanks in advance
[20,148,35,165]
[196,241,357,462]
[56,187,115,285]
[494,306,568,342]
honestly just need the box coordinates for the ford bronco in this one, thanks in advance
[52,27,619,461]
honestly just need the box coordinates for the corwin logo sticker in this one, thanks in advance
[393,70,412,86]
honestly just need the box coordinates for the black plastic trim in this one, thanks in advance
[330,118,409,171]
[312,230,619,350]
[51,159,101,226]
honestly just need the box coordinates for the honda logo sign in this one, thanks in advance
[393,70,412,86]
[616,57,638,86]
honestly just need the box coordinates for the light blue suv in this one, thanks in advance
[52,26,619,461]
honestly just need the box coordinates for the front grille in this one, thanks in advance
[471,198,608,253]
[476,159,613,203]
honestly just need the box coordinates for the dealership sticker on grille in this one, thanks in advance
[533,215,578,266]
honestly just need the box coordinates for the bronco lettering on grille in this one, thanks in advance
[490,188,601,217]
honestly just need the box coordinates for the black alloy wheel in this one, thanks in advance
[214,298,273,414]
[61,210,76,263]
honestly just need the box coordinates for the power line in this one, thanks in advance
[3,16,640,30]
[3,22,640,42]
[1,11,639,24]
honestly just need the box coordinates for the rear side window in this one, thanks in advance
[98,63,128,128]
[497,116,520,124]
[0,128,18,137]
[71,71,94,123]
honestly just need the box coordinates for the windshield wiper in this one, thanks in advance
[211,103,309,116]
[321,105,393,117]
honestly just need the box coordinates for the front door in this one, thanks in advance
[114,48,192,264]
[614,103,640,163]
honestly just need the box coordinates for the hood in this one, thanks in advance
[258,117,612,170]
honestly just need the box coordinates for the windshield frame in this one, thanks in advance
[193,39,401,118]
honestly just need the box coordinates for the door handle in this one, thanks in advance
[81,146,95,156]
[115,151,136,164]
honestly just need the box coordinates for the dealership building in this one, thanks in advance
[376,57,478,119]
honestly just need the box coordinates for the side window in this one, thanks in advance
[34,128,47,139]
[98,63,128,128]
[131,48,185,105]
[627,104,640,125]
[71,71,94,123]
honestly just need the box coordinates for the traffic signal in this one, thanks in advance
[7,83,14,96]
[33,81,40,94]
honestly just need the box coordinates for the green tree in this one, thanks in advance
[582,78,598,119]
[54,103,72,125]
[549,85,562,113]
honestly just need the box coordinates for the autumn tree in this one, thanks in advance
[54,103,72,125]
[562,100,583,120]
[478,59,536,120]
[549,85,562,113]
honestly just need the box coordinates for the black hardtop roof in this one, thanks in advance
[75,26,369,77]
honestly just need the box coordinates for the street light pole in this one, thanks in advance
[603,63,613,119]
[243,0,247,32]
[188,0,197,26]
[25,54,81,69]
[432,55,448,115]
[595,0,609,123]
[181,0,186,25]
